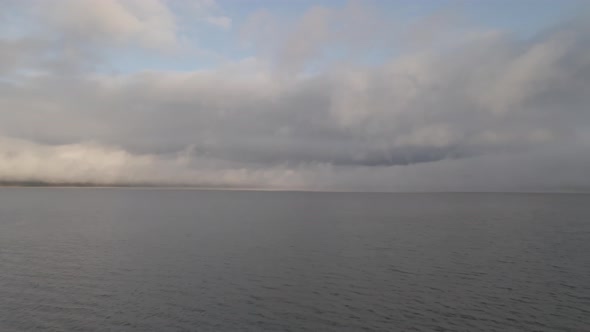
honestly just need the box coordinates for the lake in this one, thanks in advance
[0,188,588,331]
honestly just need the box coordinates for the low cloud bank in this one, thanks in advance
[1,137,588,192]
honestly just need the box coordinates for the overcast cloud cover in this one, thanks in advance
[1,0,589,191]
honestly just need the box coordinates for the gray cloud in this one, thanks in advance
[1,1,589,191]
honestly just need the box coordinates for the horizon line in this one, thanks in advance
[1,184,589,195]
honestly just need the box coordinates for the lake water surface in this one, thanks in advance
[0,188,589,331]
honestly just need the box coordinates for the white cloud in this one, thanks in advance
[0,137,307,188]
[38,0,180,50]
[171,0,232,31]
[205,16,232,30]
[242,1,388,74]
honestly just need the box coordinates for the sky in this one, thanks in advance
[1,0,589,191]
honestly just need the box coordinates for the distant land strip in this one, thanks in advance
[1,181,590,194]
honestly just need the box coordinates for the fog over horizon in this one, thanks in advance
[1,0,590,192]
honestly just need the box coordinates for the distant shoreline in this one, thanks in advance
[0,183,588,194]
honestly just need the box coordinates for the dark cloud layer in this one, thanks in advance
[1,1,589,191]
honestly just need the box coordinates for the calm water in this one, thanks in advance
[0,189,589,331]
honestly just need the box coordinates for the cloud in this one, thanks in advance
[242,1,387,74]
[38,0,180,50]
[0,1,589,191]
[171,0,232,31]
[0,137,306,188]
[1,137,588,192]
[205,16,232,30]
